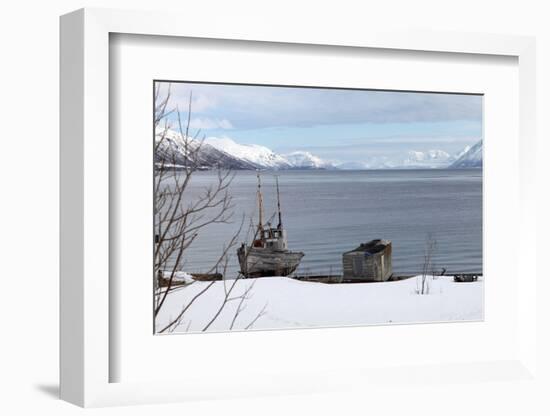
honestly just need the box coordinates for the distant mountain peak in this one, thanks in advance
[453,145,472,160]
[448,140,482,168]
[282,151,335,169]
[402,149,451,168]
[204,136,291,169]
[155,128,259,170]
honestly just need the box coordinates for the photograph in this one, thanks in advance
[153,81,483,334]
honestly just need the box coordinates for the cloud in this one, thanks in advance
[156,82,218,112]
[190,94,218,113]
[189,117,233,130]
[158,81,483,130]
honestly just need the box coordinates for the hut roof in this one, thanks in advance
[343,239,391,256]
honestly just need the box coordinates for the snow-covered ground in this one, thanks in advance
[156,275,483,333]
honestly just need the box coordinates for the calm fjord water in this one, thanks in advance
[176,169,482,277]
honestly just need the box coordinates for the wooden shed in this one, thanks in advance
[342,239,393,282]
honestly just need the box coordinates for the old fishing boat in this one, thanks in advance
[237,174,304,278]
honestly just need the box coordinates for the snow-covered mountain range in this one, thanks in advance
[335,142,482,170]
[156,128,482,171]
[204,137,337,169]
[156,130,335,170]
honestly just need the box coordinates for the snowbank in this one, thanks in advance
[162,271,195,284]
[156,275,483,333]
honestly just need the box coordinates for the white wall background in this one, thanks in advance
[0,1,548,415]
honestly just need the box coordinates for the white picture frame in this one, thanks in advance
[60,8,537,407]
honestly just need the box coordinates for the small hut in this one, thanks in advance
[342,239,393,282]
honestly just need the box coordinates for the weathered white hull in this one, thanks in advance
[237,246,304,278]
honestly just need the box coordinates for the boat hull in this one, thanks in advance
[237,246,304,278]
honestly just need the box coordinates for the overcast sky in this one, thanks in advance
[156,81,482,165]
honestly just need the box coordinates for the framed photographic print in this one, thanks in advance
[152,80,484,335]
[60,8,537,407]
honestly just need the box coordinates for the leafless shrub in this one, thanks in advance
[417,233,437,295]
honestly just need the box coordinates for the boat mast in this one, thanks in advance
[256,172,264,235]
[275,175,283,229]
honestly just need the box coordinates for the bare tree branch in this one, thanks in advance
[153,83,266,333]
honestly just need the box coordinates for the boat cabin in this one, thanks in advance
[253,225,288,250]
